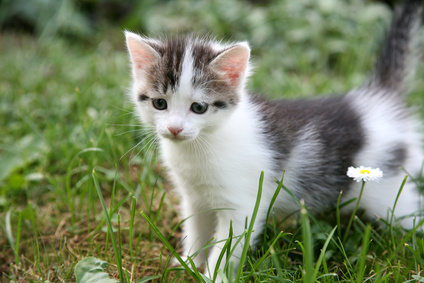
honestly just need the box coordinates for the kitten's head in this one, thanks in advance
[125,31,251,142]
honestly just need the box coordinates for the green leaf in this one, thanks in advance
[412,275,424,282]
[0,134,49,181]
[74,257,119,283]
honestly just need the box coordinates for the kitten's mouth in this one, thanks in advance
[162,133,192,142]
[170,136,185,142]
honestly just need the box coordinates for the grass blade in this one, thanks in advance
[92,169,126,283]
[390,175,408,248]
[213,220,233,281]
[251,231,288,274]
[106,164,119,252]
[336,190,343,240]
[140,211,202,281]
[67,147,103,224]
[312,226,337,281]
[343,180,366,243]
[5,209,17,261]
[356,224,371,283]
[15,210,23,266]
[129,196,136,263]
[299,199,313,283]
[235,171,264,282]
[263,173,284,243]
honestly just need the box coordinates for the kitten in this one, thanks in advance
[125,0,423,278]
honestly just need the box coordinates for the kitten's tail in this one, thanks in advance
[365,0,422,95]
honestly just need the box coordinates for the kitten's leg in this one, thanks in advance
[204,207,267,279]
[380,181,423,229]
[178,197,216,268]
[348,178,422,229]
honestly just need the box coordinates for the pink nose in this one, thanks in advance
[168,127,183,137]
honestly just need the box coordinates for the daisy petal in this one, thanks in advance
[347,166,383,182]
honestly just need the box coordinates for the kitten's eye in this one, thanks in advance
[152,99,167,110]
[191,102,208,114]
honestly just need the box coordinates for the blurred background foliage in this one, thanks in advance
[0,0,408,210]
[1,0,392,86]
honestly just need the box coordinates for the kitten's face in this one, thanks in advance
[125,32,250,142]
[137,82,232,142]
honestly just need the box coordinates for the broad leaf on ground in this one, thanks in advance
[74,257,118,283]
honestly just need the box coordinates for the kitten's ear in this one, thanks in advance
[125,31,160,79]
[211,43,250,90]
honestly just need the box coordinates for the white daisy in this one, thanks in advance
[347,166,383,182]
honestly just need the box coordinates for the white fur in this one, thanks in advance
[345,88,423,228]
[161,93,279,275]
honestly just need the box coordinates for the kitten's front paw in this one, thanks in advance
[171,255,188,267]
[172,254,206,272]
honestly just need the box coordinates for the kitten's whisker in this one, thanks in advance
[108,123,144,127]
[115,112,137,118]
[195,135,219,166]
[108,104,134,113]
[121,140,144,161]
[120,131,157,161]
[192,137,206,161]
[114,129,144,136]
[134,137,159,165]
[129,134,159,164]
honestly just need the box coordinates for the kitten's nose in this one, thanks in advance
[168,127,183,137]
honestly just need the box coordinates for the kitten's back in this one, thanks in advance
[255,0,423,210]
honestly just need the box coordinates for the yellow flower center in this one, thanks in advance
[360,169,370,174]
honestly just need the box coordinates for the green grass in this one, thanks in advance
[1,0,424,282]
